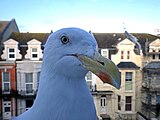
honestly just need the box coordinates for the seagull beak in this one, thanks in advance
[78,51,121,89]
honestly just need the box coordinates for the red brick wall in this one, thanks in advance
[0,64,16,91]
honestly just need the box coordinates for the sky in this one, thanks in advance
[1,0,160,34]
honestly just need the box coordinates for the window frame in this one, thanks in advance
[121,51,124,59]
[125,96,132,111]
[25,73,33,94]
[31,47,38,60]
[118,95,121,111]
[2,72,10,93]
[8,48,16,60]
[125,72,133,90]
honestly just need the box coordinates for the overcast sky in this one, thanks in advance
[1,0,160,34]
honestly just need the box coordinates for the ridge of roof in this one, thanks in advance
[9,32,50,45]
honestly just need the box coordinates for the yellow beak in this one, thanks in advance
[78,51,121,89]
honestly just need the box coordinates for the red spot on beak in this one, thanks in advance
[96,72,113,85]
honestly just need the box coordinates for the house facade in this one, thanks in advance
[0,30,160,120]
[141,38,160,119]
[0,32,49,119]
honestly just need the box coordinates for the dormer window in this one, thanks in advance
[25,39,42,60]
[101,49,108,58]
[8,48,15,59]
[1,39,22,60]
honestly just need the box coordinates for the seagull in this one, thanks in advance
[13,27,121,120]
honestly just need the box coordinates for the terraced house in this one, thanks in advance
[0,21,160,119]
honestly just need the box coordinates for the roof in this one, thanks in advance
[93,33,126,48]
[4,32,160,59]
[0,21,9,32]
[94,33,160,54]
[117,62,140,69]
[143,61,160,69]
[9,32,50,45]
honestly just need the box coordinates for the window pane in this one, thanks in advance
[5,107,10,112]
[9,48,14,52]
[125,72,132,81]
[4,83,10,92]
[125,104,131,111]
[26,84,33,93]
[125,81,132,90]
[87,81,92,90]
[32,54,38,58]
[126,96,131,103]
[118,95,121,110]
[125,96,132,111]
[3,72,10,82]
[32,48,37,52]
[101,96,106,107]
[25,73,33,83]
[9,54,15,58]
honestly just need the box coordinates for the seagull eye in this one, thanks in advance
[61,36,69,44]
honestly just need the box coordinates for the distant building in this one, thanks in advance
[0,32,49,119]
[141,38,160,119]
[0,19,19,54]
[0,21,160,119]
[154,29,160,36]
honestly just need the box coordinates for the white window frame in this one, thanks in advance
[125,72,133,91]
[101,49,108,58]
[2,72,10,93]
[25,73,33,94]
[8,48,16,60]
[86,71,92,91]
[100,96,106,114]
[31,47,38,60]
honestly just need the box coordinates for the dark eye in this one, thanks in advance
[61,36,69,44]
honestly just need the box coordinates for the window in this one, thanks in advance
[125,72,132,81]
[100,95,106,114]
[86,71,92,80]
[8,48,15,59]
[86,72,92,91]
[152,54,155,59]
[101,96,106,107]
[37,72,41,89]
[101,49,108,58]
[127,51,130,59]
[121,51,124,59]
[125,96,132,111]
[26,100,33,111]
[31,48,38,59]
[125,72,132,90]
[118,95,121,110]
[25,73,33,94]
[2,72,10,92]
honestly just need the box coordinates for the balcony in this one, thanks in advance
[18,90,37,98]
[0,89,18,98]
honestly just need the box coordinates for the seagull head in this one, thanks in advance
[43,27,121,89]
